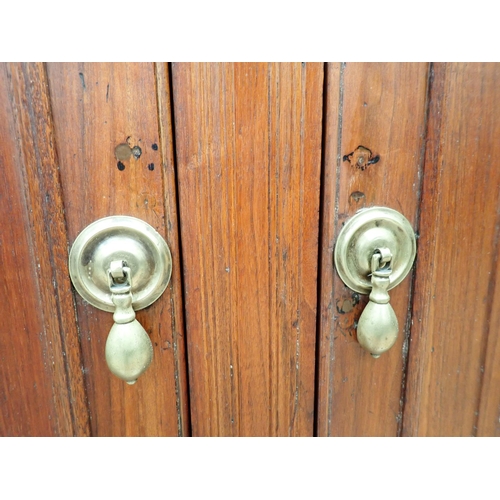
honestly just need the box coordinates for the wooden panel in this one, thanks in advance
[46,63,189,436]
[0,63,90,436]
[172,63,323,436]
[316,63,429,436]
[403,63,500,436]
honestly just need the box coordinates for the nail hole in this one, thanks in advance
[131,146,142,159]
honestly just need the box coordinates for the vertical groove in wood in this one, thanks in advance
[172,63,323,436]
[316,63,429,436]
[396,63,433,436]
[313,62,330,437]
[154,62,191,435]
[0,63,90,436]
[315,63,343,436]
[47,63,188,436]
[403,63,500,436]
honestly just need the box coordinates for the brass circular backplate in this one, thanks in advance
[334,207,416,294]
[69,216,172,312]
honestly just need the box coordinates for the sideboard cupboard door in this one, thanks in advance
[316,63,429,436]
[46,63,189,436]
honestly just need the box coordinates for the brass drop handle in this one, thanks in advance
[106,261,153,385]
[69,216,172,384]
[334,207,416,358]
[356,248,399,358]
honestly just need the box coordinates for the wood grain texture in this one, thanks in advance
[46,63,189,436]
[316,63,429,436]
[172,63,323,436]
[0,63,90,436]
[477,241,500,436]
[403,63,500,436]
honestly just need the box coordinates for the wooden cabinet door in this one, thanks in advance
[0,63,189,436]
[1,62,498,436]
[316,62,500,437]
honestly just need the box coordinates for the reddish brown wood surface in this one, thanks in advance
[403,63,500,436]
[477,248,500,436]
[316,63,430,436]
[0,63,90,436]
[3,62,499,437]
[46,63,189,436]
[172,63,323,436]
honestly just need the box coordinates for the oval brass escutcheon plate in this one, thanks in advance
[69,216,172,312]
[334,207,416,294]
